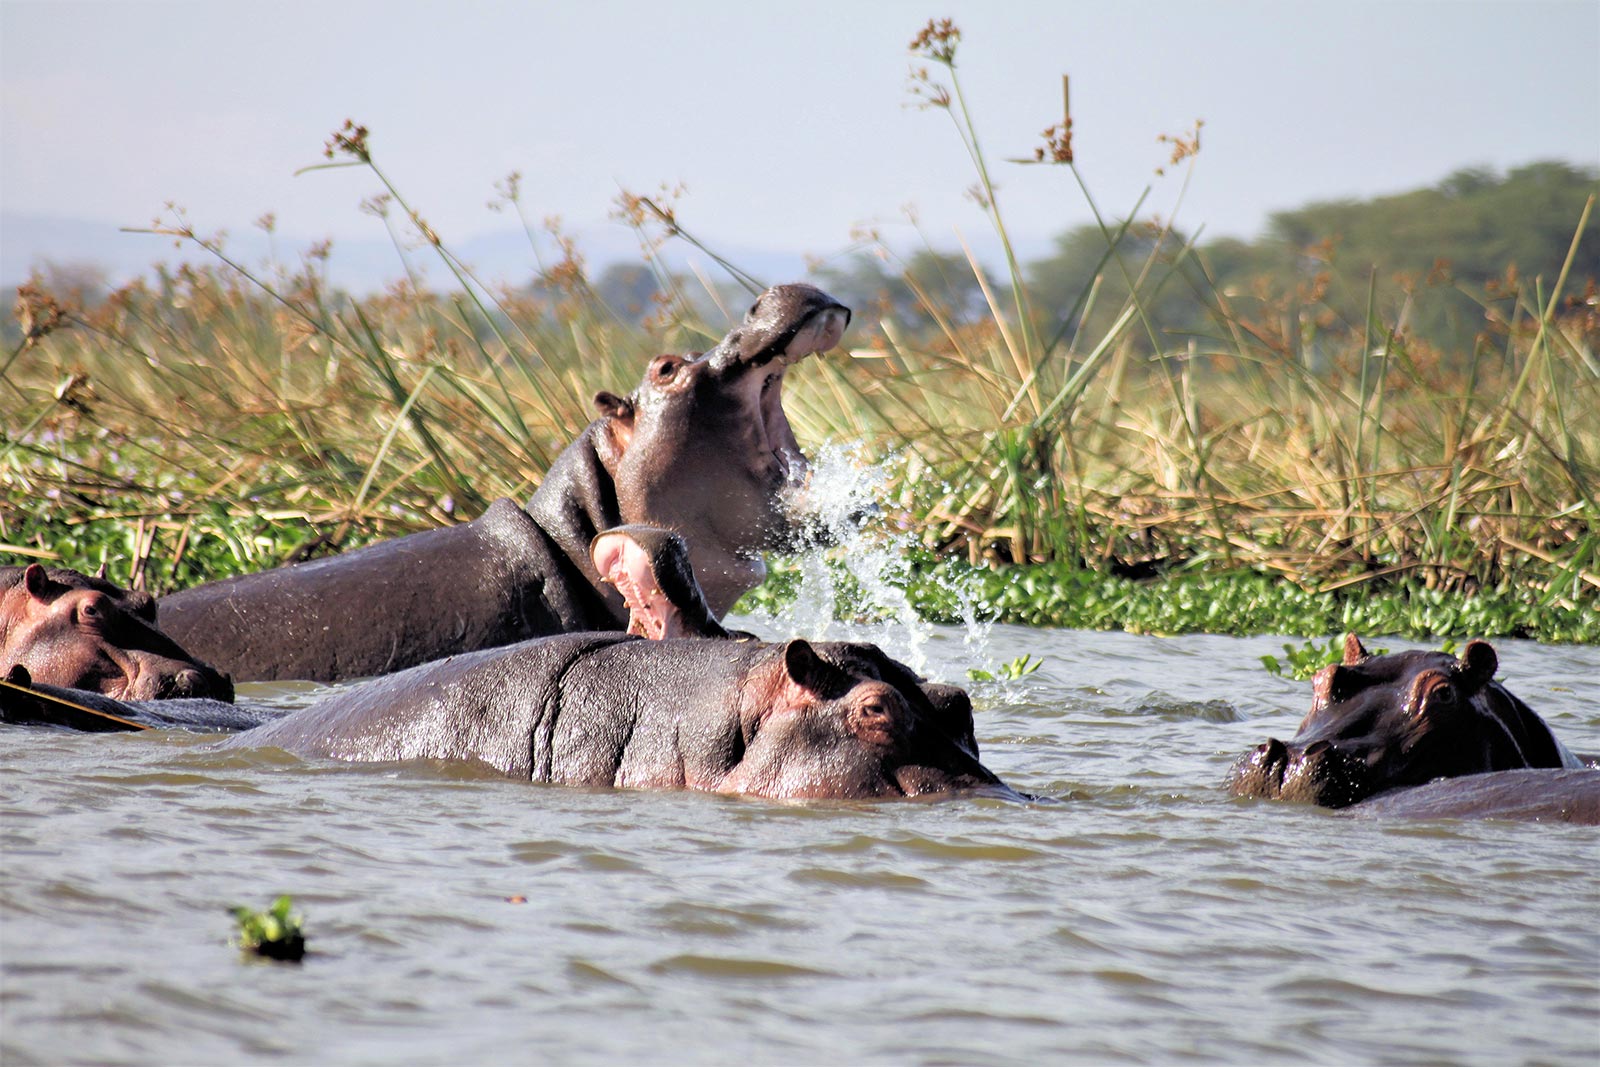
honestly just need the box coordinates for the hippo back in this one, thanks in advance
[159,499,625,684]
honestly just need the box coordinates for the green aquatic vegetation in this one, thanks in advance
[1260,636,1388,680]
[737,555,1598,644]
[4,21,1593,641]
[967,653,1044,683]
[230,895,307,962]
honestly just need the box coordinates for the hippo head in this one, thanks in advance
[0,564,234,702]
[1229,635,1564,807]
[716,639,1015,800]
[591,283,850,615]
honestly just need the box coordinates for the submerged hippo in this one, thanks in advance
[1229,635,1595,822]
[0,564,232,702]
[1,633,1013,802]
[156,283,850,684]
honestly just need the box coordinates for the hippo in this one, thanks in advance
[0,635,1014,802]
[155,282,850,684]
[1229,634,1595,822]
[0,564,233,702]
[0,525,725,733]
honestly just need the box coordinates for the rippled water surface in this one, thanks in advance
[3,625,1597,1066]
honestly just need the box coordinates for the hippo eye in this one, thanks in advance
[652,357,686,383]
[76,598,105,625]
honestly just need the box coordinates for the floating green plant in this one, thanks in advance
[230,895,307,962]
[968,653,1044,683]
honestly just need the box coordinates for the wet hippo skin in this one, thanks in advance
[1,635,1015,803]
[1229,634,1596,823]
[156,283,850,684]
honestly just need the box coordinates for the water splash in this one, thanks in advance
[756,444,1005,682]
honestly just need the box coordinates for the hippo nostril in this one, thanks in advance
[1304,740,1332,758]
[1262,737,1288,763]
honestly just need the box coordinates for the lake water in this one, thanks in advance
[2,616,1596,1067]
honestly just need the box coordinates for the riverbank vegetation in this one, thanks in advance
[4,22,1596,642]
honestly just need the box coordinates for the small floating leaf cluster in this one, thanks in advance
[230,895,307,962]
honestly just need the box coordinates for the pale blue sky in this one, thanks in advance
[3,0,1597,285]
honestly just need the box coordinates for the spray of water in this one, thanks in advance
[753,444,1002,681]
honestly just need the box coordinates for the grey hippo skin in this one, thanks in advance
[1229,634,1597,823]
[155,283,851,684]
[0,564,232,702]
[2,637,1020,802]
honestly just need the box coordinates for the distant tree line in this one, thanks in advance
[795,159,1599,360]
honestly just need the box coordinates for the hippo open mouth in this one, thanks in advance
[761,366,805,483]
[705,285,850,486]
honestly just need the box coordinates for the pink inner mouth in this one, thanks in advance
[784,309,848,360]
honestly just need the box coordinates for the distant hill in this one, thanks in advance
[1,210,818,298]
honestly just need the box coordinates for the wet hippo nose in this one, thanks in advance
[158,669,207,698]
[161,667,232,700]
[1261,737,1288,763]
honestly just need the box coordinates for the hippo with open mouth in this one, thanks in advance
[1228,634,1596,822]
[154,283,849,684]
[1,564,232,702]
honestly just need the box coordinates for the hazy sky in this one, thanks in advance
[3,0,1598,281]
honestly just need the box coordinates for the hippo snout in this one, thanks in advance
[1228,737,1291,799]
[156,667,235,702]
[1230,736,1371,808]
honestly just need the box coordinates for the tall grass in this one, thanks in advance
[3,19,1596,638]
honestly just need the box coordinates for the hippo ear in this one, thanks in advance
[593,390,634,422]
[1310,663,1357,712]
[593,390,635,461]
[21,564,50,601]
[1342,633,1369,665]
[781,639,852,697]
[1458,640,1497,688]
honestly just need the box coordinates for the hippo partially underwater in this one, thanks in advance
[2,635,1015,803]
[1229,635,1597,823]
[0,564,232,702]
[155,283,850,684]
[2,529,1015,802]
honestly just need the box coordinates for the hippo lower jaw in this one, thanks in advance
[895,768,1031,802]
[761,364,807,485]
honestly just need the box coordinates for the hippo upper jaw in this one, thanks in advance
[704,284,851,374]
[892,763,1031,802]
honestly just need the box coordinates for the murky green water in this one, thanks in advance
[3,625,1596,1066]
